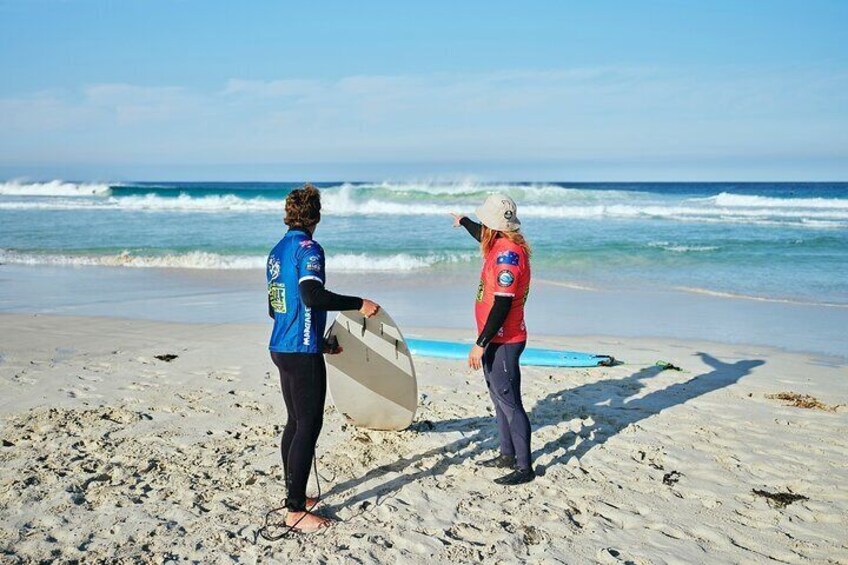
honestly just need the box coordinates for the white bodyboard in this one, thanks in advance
[325,309,417,430]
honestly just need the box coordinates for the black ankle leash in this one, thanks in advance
[255,455,323,543]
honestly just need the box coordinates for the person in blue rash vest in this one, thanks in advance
[266,183,380,533]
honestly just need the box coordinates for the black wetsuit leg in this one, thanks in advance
[482,341,531,470]
[271,352,326,511]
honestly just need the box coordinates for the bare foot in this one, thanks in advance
[284,510,334,533]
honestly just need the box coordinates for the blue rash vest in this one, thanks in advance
[267,229,327,354]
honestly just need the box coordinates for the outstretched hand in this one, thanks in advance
[450,213,464,228]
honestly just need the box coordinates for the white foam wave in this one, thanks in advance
[676,286,848,308]
[0,250,263,269]
[328,252,472,271]
[0,180,112,197]
[0,194,282,212]
[706,192,848,210]
[647,242,719,253]
[3,196,847,228]
[518,204,848,223]
[0,249,471,272]
[2,195,847,227]
[2,182,846,228]
[330,181,625,202]
[115,194,279,212]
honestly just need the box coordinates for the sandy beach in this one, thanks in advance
[1,312,846,563]
[3,0,848,561]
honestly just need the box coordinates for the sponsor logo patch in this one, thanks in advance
[303,306,312,346]
[269,283,286,313]
[497,270,515,288]
[496,250,520,266]
[476,279,484,302]
[267,256,281,281]
[299,239,315,248]
[306,255,322,272]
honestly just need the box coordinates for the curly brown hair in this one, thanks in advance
[284,183,321,229]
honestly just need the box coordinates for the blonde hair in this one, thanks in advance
[481,225,532,258]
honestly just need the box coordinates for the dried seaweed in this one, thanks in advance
[752,488,808,508]
[766,392,836,411]
[662,470,682,486]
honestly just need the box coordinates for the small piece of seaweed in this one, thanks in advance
[662,470,682,486]
[752,488,808,509]
[154,354,178,362]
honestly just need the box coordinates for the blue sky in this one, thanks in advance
[1,0,846,181]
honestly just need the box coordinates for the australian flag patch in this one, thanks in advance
[496,250,520,266]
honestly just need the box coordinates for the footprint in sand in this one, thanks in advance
[82,362,113,373]
[51,347,76,364]
[77,374,103,383]
[124,381,160,391]
[210,369,242,383]
[596,546,638,564]
[12,372,38,385]
[59,387,103,399]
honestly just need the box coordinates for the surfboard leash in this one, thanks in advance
[255,455,324,542]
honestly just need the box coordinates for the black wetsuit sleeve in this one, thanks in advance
[298,279,364,311]
[476,295,512,347]
[459,216,482,242]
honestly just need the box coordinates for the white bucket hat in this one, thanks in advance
[475,193,521,232]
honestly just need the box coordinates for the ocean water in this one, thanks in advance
[1,180,847,306]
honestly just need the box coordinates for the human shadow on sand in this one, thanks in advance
[321,352,764,513]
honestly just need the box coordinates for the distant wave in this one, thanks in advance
[2,198,845,228]
[706,192,848,210]
[647,241,720,253]
[2,180,847,228]
[0,194,281,212]
[328,181,639,202]
[0,180,113,196]
[0,249,262,269]
[0,249,472,272]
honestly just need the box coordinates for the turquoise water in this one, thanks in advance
[1,180,847,305]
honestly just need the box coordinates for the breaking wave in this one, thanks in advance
[0,180,113,197]
[0,249,472,272]
[2,180,847,228]
[706,192,848,210]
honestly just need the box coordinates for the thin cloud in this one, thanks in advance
[1,67,846,166]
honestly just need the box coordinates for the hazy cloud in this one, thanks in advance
[1,67,846,169]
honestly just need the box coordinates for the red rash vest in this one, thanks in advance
[474,237,531,344]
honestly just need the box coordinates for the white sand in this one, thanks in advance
[1,313,846,563]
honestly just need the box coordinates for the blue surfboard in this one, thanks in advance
[406,338,615,368]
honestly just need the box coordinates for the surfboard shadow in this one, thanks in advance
[321,352,764,512]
